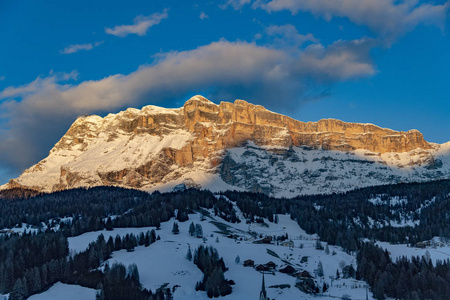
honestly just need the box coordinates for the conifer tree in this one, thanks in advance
[189,222,196,236]
[186,247,193,261]
[315,240,324,250]
[317,261,324,277]
[195,224,203,238]
[172,222,179,234]
[10,278,26,300]
[105,217,113,231]
[127,263,140,285]
[144,231,150,247]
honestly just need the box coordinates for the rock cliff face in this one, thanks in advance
[2,95,449,197]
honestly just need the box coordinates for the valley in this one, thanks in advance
[1,181,450,299]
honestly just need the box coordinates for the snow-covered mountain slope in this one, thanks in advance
[2,95,449,197]
[219,142,450,197]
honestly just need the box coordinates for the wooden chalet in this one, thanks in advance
[243,259,255,267]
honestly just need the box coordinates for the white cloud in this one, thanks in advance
[291,38,376,82]
[256,0,450,41]
[105,9,168,37]
[221,0,251,10]
[265,24,319,48]
[199,12,209,19]
[0,71,78,99]
[60,41,104,55]
[0,38,375,174]
[1,39,373,111]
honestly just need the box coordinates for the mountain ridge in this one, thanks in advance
[2,95,449,197]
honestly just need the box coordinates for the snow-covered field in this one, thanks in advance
[14,208,448,300]
[10,197,450,300]
[68,226,158,253]
[377,241,450,264]
[67,208,374,300]
[27,282,97,300]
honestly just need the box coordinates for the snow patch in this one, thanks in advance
[27,282,97,300]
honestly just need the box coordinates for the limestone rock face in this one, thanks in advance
[182,96,431,155]
[2,95,449,196]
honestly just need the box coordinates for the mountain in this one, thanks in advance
[2,95,450,197]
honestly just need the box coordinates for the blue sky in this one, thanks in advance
[0,0,449,184]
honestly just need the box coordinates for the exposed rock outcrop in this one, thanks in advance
[2,95,448,196]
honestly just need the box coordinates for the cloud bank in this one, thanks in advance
[255,0,450,41]
[223,0,449,42]
[105,9,168,37]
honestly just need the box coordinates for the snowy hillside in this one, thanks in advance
[63,209,373,300]
[219,142,450,197]
[27,283,97,300]
[2,183,450,299]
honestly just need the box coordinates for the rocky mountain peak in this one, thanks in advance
[2,95,448,196]
[186,94,214,103]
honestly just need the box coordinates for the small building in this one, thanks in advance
[262,236,273,244]
[295,277,318,294]
[435,241,445,247]
[415,242,427,249]
[279,265,296,274]
[253,236,273,244]
[243,259,255,267]
[265,261,277,270]
[227,234,239,239]
[281,240,294,248]
[296,270,313,279]
[256,264,269,272]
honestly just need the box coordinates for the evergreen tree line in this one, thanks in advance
[103,190,239,231]
[69,230,157,277]
[95,262,172,300]
[67,233,168,300]
[66,232,169,300]
[212,197,239,223]
[0,186,150,230]
[2,180,449,242]
[357,242,450,300]
[0,187,41,201]
[193,245,232,298]
[0,232,68,298]
[223,179,450,247]
[2,229,167,300]
[0,187,239,239]
[2,180,450,299]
